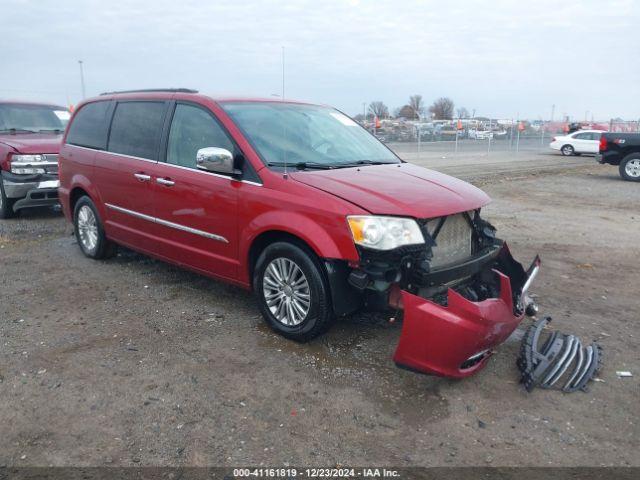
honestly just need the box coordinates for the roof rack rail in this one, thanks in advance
[100,88,198,96]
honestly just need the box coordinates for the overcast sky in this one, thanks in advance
[2,0,638,120]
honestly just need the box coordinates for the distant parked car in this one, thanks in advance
[468,129,493,140]
[436,125,455,137]
[492,129,508,139]
[436,125,459,140]
[0,101,70,218]
[597,132,640,181]
[549,130,602,156]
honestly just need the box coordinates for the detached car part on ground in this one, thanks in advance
[517,317,603,392]
[0,101,70,218]
[59,91,541,380]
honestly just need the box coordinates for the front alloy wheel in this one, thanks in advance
[263,257,311,326]
[254,241,334,342]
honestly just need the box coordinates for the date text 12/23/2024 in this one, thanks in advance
[233,468,401,478]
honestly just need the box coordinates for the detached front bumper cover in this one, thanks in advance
[393,243,540,378]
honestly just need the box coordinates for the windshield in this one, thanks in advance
[221,102,399,168]
[0,104,70,133]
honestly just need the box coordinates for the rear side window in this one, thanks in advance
[66,101,112,149]
[108,102,167,160]
[166,103,234,168]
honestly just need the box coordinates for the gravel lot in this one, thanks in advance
[1,154,638,467]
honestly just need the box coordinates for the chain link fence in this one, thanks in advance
[363,117,639,158]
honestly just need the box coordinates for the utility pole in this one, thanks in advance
[550,104,555,122]
[78,60,86,99]
[516,114,521,154]
[281,47,285,101]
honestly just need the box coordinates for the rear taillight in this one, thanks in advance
[599,136,608,152]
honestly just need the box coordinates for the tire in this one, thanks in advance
[73,196,117,259]
[619,154,640,182]
[253,241,334,342]
[0,180,17,219]
[561,144,574,156]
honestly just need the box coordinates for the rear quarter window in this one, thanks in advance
[66,101,112,149]
[108,101,167,160]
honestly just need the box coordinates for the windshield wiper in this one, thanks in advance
[38,128,64,134]
[0,128,38,134]
[333,160,399,167]
[267,161,336,170]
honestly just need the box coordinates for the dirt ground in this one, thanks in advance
[0,160,638,467]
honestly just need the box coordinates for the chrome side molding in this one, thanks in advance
[105,203,228,243]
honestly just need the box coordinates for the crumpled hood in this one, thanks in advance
[0,133,63,154]
[290,163,491,218]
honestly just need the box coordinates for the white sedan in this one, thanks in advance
[549,130,603,156]
[468,129,493,140]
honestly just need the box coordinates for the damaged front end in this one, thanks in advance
[348,210,541,378]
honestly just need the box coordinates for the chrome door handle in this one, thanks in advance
[156,178,175,186]
[134,173,151,182]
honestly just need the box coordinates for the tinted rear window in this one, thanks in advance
[66,101,112,149]
[108,102,166,160]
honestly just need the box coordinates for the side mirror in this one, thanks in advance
[196,147,237,175]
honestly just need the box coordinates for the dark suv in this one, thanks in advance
[58,89,540,378]
[0,101,69,218]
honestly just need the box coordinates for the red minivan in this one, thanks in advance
[58,89,540,378]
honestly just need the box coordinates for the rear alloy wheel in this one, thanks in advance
[0,180,17,219]
[254,241,334,342]
[561,144,574,156]
[73,196,117,259]
[619,155,640,182]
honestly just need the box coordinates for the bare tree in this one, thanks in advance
[397,105,419,120]
[368,101,389,119]
[409,95,424,118]
[456,107,469,119]
[429,97,455,120]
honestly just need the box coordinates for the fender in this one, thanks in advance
[63,174,105,223]
[239,210,359,285]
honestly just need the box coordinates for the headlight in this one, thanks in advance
[347,215,424,250]
[10,154,47,174]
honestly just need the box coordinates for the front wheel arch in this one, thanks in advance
[248,230,324,290]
